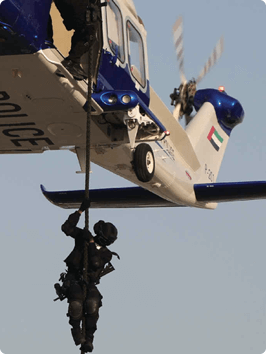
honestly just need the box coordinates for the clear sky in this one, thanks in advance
[1,1,266,354]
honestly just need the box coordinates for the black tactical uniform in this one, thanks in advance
[47,0,94,79]
[53,0,90,62]
[55,211,118,352]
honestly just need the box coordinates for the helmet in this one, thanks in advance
[93,220,117,246]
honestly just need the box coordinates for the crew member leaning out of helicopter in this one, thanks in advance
[54,200,119,352]
[47,0,100,80]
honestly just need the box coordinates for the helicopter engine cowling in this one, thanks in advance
[193,89,244,135]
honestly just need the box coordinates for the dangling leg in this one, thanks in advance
[61,1,89,80]
[80,284,102,353]
[67,282,84,346]
[68,301,84,345]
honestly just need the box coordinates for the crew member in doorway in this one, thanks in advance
[48,0,101,80]
[54,202,119,352]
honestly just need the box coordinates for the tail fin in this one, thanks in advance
[186,89,244,183]
[186,101,229,183]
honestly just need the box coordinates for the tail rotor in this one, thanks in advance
[196,36,224,85]
[172,16,186,85]
[170,17,224,124]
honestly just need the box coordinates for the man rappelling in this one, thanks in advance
[49,0,110,350]
[54,203,119,352]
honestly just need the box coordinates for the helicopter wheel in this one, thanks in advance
[133,143,155,182]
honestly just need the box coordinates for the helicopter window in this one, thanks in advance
[127,21,146,87]
[106,0,125,62]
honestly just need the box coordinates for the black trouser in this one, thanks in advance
[46,15,53,43]
[53,0,90,62]
[65,273,102,343]
[84,283,103,337]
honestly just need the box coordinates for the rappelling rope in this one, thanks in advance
[81,1,104,350]
[81,8,94,353]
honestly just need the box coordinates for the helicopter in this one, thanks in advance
[0,0,265,209]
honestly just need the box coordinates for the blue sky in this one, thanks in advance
[1,1,266,354]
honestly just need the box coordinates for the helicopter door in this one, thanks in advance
[127,21,146,88]
[106,0,125,63]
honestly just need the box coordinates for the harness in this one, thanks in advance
[54,251,120,301]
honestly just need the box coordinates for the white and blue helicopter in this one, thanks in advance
[0,0,265,209]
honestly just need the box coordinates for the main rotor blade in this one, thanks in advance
[173,16,186,84]
[196,36,224,84]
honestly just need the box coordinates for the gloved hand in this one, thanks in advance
[79,198,90,212]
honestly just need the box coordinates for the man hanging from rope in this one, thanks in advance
[54,201,119,352]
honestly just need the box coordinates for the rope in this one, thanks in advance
[81,8,94,353]
[84,47,92,230]
[81,1,104,350]
[83,23,93,279]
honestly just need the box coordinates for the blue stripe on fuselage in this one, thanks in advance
[97,50,150,107]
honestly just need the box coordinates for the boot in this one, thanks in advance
[71,327,85,346]
[61,59,87,80]
[80,334,94,352]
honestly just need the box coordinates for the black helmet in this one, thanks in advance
[94,220,117,246]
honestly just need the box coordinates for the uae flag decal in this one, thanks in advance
[207,126,223,151]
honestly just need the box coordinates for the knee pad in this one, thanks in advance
[68,300,83,320]
[85,297,101,316]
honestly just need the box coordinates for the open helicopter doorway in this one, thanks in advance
[50,2,103,85]
[50,2,73,57]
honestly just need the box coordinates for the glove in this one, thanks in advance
[82,229,94,242]
[79,198,90,212]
